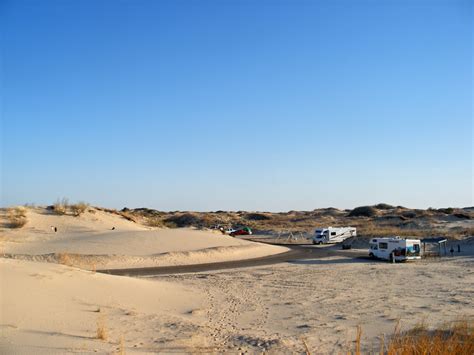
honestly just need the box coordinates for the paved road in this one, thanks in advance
[97,244,349,277]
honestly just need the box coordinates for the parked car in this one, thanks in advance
[230,226,252,236]
[219,227,236,235]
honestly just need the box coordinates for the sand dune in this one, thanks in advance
[5,243,288,270]
[1,207,288,269]
[0,258,207,354]
[0,206,289,353]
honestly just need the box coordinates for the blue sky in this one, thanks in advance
[1,0,472,211]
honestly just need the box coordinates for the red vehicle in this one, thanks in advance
[230,227,252,236]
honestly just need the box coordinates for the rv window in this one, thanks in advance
[331,232,336,236]
[413,244,420,252]
[379,242,388,249]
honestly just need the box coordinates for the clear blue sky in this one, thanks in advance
[1,0,472,211]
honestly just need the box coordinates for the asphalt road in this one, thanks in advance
[97,244,347,277]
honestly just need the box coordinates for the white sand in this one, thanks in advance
[0,258,208,354]
[174,254,474,353]
[2,251,473,354]
[0,207,288,269]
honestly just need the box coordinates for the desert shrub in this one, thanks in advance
[146,218,164,227]
[53,198,69,215]
[95,206,118,214]
[118,211,138,223]
[438,207,455,215]
[7,207,28,228]
[244,213,271,221]
[164,213,203,227]
[70,202,89,216]
[132,208,163,217]
[401,211,417,219]
[454,213,471,220]
[376,215,405,221]
[117,208,165,223]
[374,203,394,210]
[163,221,178,228]
[348,206,377,217]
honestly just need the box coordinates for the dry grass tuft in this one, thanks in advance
[118,335,126,354]
[385,319,474,355]
[57,252,74,266]
[53,198,69,215]
[55,253,100,271]
[52,198,90,217]
[348,319,474,355]
[118,211,138,223]
[97,313,108,341]
[146,218,164,227]
[70,202,89,216]
[7,207,28,228]
[355,325,362,354]
[301,338,311,355]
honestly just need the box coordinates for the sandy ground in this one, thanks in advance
[1,207,473,353]
[0,258,209,354]
[2,251,473,354]
[0,208,288,269]
[164,253,474,353]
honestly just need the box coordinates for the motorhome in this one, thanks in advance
[312,227,356,244]
[369,237,421,262]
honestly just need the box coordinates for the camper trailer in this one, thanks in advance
[369,237,421,262]
[312,227,356,244]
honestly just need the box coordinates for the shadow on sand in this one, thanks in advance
[290,256,383,265]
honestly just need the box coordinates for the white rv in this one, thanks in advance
[312,227,356,244]
[369,237,421,262]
